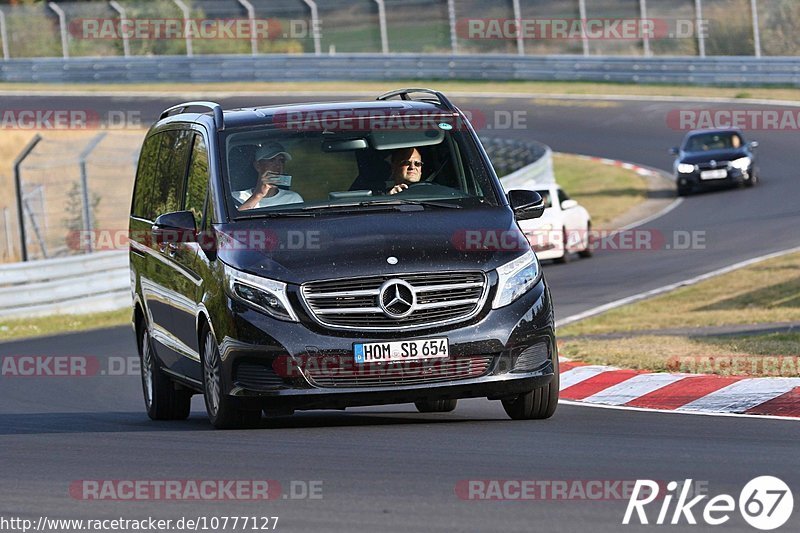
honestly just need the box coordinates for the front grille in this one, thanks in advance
[301,272,488,330]
[234,362,284,389]
[697,161,730,171]
[305,355,495,388]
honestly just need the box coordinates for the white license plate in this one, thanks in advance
[354,338,449,364]
[700,169,727,180]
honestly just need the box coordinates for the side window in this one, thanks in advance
[152,129,192,218]
[131,133,162,219]
[185,133,209,228]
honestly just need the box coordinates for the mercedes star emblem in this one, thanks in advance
[378,279,415,318]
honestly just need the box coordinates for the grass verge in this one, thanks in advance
[552,153,649,228]
[0,308,131,343]
[560,251,800,376]
[561,333,800,377]
[2,80,800,102]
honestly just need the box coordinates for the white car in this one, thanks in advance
[518,185,592,262]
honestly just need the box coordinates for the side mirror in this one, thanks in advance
[508,190,545,221]
[152,211,197,246]
[669,147,679,156]
[560,199,578,210]
[748,141,759,149]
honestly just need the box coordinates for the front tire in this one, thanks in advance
[201,327,262,429]
[415,399,458,413]
[502,357,559,420]
[578,222,593,259]
[139,328,191,421]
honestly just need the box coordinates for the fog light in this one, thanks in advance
[512,342,550,372]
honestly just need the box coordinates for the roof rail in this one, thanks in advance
[376,88,457,112]
[159,101,225,131]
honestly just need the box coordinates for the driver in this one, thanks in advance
[387,147,423,195]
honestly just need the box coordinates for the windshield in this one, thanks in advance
[683,132,743,152]
[221,118,499,218]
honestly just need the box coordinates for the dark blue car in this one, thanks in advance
[671,128,759,196]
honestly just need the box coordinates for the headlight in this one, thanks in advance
[492,250,541,309]
[224,264,298,321]
[729,157,752,171]
[677,163,696,174]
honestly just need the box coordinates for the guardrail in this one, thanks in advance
[0,139,553,320]
[1,54,799,86]
[499,145,555,191]
[0,250,130,319]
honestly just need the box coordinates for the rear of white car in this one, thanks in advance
[519,186,592,262]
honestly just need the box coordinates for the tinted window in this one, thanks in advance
[131,134,162,219]
[557,189,570,206]
[131,130,193,220]
[151,129,192,219]
[185,133,209,228]
[221,120,499,217]
[684,132,743,152]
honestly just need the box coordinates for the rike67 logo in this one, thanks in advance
[623,477,794,530]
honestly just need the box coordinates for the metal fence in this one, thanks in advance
[0,0,795,60]
[2,131,143,263]
[2,53,798,85]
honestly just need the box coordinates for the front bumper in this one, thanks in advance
[214,278,556,410]
[677,166,752,189]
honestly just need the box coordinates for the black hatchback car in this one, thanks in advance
[671,128,759,196]
[129,89,558,428]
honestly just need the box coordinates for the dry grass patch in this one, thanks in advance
[561,252,800,337]
[561,332,800,377]
[0,308,131,343]
[552,153,649,228]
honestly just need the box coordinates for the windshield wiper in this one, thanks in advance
[359,198,462,209]
[235,210,318,219]
[296,198,463,213]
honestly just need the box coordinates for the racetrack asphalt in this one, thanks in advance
[1,93,798,532]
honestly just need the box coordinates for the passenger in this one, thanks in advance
[387,147,424,195]
[236,142,303,210]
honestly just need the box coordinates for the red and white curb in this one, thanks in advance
[571,154,663,180]
[558,359,800,419]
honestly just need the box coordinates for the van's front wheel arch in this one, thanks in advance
[200,324,262,429]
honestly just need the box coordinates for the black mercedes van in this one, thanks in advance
[129,89,558,428]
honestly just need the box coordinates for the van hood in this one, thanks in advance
[215,206,529,284]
